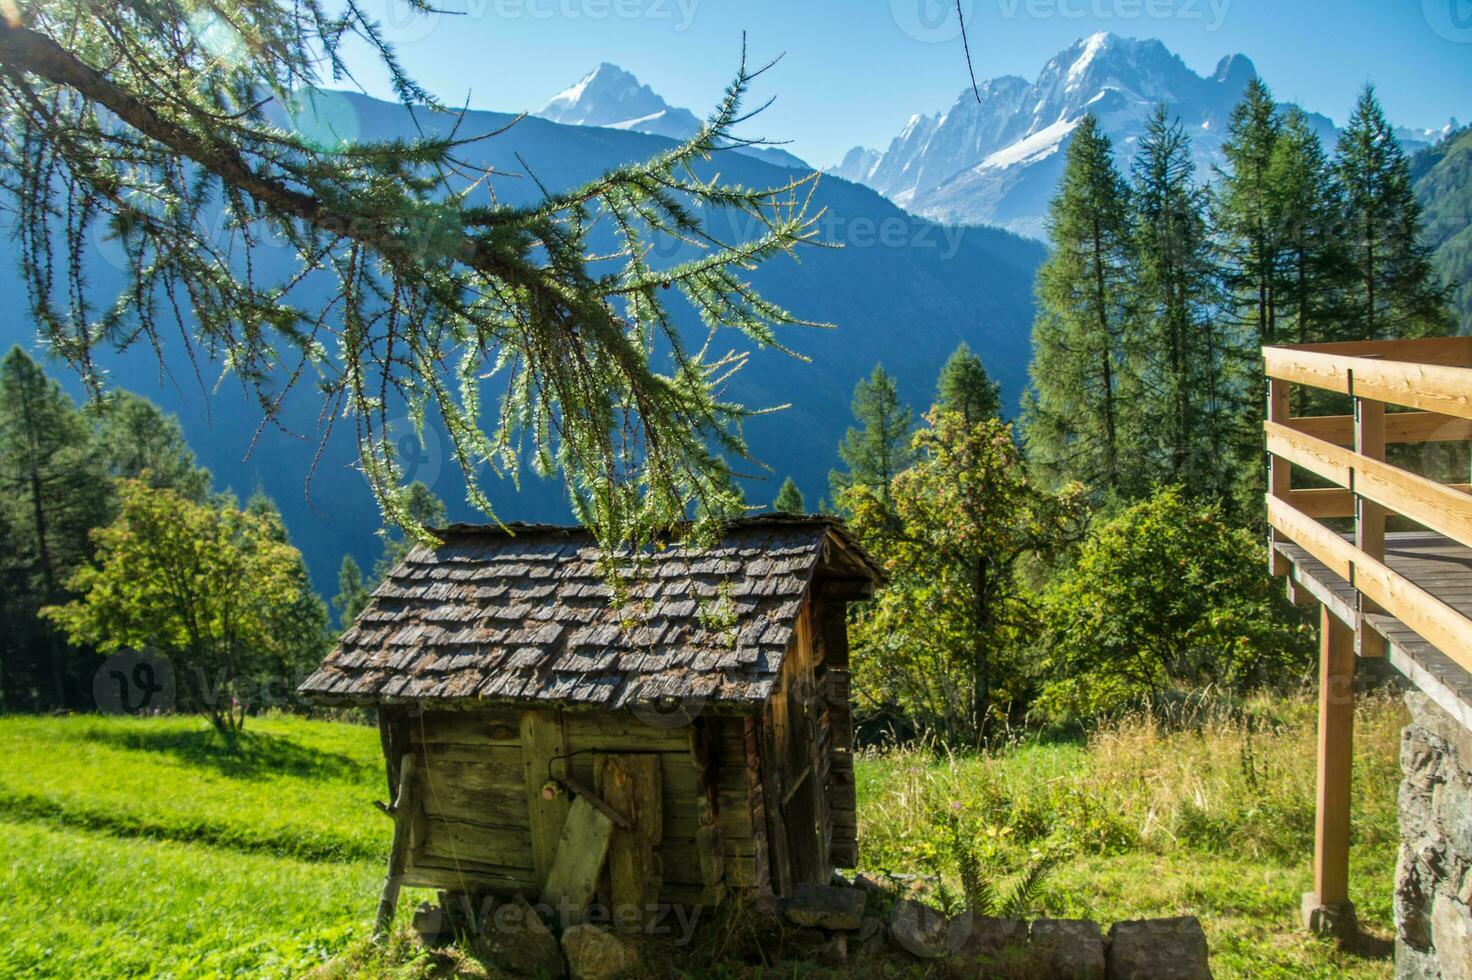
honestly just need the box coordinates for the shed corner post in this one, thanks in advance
[1302,604,1358,943]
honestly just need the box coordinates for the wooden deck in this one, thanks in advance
[1276,531,1472,729]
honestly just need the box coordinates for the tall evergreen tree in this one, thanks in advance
[90,390,212,503]
[1022,114,1137,497]
[1130,106,1234,497]
[772,477,805,514]
[1271,108,1355,345]
[1336,85,1453,339]
[0,347,110,707]
[830,365,916,507]
[935,342,1002,423]
[1214,78,1285,346]
[374,481,449,582]
[335,555,372,628]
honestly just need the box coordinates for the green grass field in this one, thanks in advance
[0,696,1406,978]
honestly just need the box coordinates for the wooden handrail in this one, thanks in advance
[1267,496,1472,674]
[1265,346,1472,420]
[1289,412,1472,447]
[1265,422,1472,552]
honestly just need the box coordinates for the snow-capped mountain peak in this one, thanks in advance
[537,63,686,131]
[826,34,1377,239]
[534,64,808,169]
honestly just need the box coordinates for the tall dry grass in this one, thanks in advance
[856,689,1407,877]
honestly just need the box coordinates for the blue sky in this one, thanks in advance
[341,0,1470,166]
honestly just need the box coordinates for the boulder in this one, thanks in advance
[1431,895,1472,980]
[470,896,565,978]
[561,924,639,980]
[783,883,867,931]
[950,911,1026,958]
[411,900,452,949]
[887,899,949,959]
[1030,918,1106,980]
[1105,917,1212,980]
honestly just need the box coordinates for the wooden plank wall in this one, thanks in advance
[397,708,758,904]
[813,597,857,868]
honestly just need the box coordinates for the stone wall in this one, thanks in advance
[1397,693,1472,980]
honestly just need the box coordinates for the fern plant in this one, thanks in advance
[945,812,1056,918]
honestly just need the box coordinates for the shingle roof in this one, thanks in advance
[299,515,882,712]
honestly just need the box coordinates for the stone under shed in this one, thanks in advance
[299,515,885,932]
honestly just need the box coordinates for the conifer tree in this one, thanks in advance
[830,365,915,507]
[90,391,212,503]
[1271,108,1355,345]
[1336,85,1453,339]
[0,10,823,548]
[773,477,805,514]
[1214,78,1285,346]
[335,555,372,628]
[0,347,110,707]
[1130,106,1233,496]
[935,342,1002,423]
[1022,115,1137,497]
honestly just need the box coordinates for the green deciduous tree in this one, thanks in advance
[935,342,1002,424]
[1036,487,1313,720]
[772,477,805,514]
[1022,115,1138,499]
[830,364,915,507]
[45,480,308,735]
[0,7,823,549]
[844,411,1085,745]
[1336,85,1453,339]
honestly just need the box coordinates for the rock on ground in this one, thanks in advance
[1106,918,1212,980]
[887,899,951,959]
[783,883,867,931]
[470,896,565,978]
[1030,918,1106,980]
[561,924,639,980]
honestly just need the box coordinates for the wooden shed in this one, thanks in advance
[299,515,885,927]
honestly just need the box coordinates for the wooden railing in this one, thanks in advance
[1264,336,1472,675]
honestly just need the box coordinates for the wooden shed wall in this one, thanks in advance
[392,708,759,904]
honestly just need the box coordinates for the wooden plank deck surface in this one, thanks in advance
[1277,531,1472,728]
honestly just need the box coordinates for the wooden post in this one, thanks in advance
[688,724,726,907]
[1303,606,1357,939]
[522,709,570,891]
[1268,377,1292,576]
[1354,393,1388,657]
[596,753,664,929]
[375,751,418,937]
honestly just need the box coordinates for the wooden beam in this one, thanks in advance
[1265,347,1472,421]
[1289,411,1472,447]
[1266,422,1472,553]
[374,751,418,937]
[521,709,570,891]
[1355,394,1388,657]
[1270,336,1472,365]
[1287,485,1472,519]
[595,753,662,929]
[1267,496,1472,674]
[1269,378,1293,577]
[687,723,726,906]
[540,794,616,915]
[1312,606,1356,910]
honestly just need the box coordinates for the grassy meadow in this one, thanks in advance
[0,694,1407,978]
